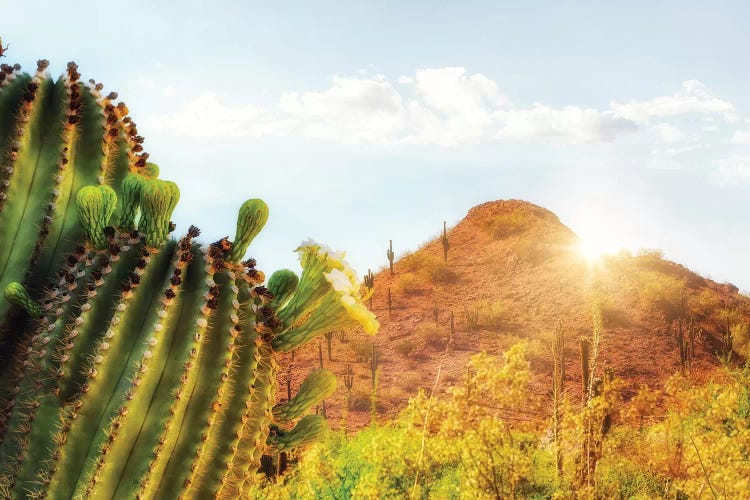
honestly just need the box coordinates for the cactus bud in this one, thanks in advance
[268,269,298,309]
[119,173,146,230]
[4,282,42,318]
[142,162,160,179]
[76,185,117,249]
[228,199,269,262]
[139,179,180,248]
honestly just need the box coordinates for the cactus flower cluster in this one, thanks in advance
[0,58,377,499]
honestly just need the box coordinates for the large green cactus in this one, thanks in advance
[0,59,377,499]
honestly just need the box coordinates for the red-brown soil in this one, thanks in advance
[277,199,749,431]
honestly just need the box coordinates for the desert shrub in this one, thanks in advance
[424,260,458,283]
[595,457,668,499]
[394,338,417,357]
[486,209,532,239]
[396,274,422,295]
[416,323,446,350]
[399,253,457,284]
[732,321,750,357]
[465,301,507,332]
[349,389,373,412]
[689,288,722,317]
[400,251,431,271]
[638,270,685,320]
[349,339,373,361]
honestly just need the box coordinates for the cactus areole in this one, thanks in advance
[0,59,378,499]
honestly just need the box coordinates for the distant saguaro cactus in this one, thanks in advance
[441,221,450,263]
[343,364,354,410]
[387,287,392,317]
[324,331,334,361]
[386,240,395,276]
[364,268,375,308]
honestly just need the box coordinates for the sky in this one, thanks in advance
[3,1,750,290]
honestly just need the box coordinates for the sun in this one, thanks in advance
[577,238,613,261]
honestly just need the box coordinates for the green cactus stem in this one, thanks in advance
[273,369,336,422]
[0,56,379,500]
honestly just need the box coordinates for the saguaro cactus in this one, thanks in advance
[0,58,378,499]
[441,221,450,263]
[386,240,395,276]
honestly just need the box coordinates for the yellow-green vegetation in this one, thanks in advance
[249,343,750,499]
[465,300,506,331]
[486,209,533,239]
[636,269,685,318]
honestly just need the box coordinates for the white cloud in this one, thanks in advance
[650,123,685,143]
[713,155,750,184]
[278,76,406,143]
[610,80,735,123]
[142,70,739,150]
[142,92,286,138]
[496,105,637,143]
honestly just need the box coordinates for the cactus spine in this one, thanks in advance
[0,57,378,500]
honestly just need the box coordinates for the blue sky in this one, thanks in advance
[4,1,750,290]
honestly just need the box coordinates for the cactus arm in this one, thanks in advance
[267,414,328,453]
[44,242,176,499]
[272,369,336,423]
[109,243,205,498]
[187,285,261,499]
[83,239,192,499]
[0,73,66,321]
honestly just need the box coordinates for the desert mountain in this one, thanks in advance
[279,199,750,430]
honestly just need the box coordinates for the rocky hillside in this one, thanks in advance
[279,199,750,430]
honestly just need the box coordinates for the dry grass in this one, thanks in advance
[397,274,423,295]
[415,323,447,350]
[486,209,533,239]
[394,338,417,357]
